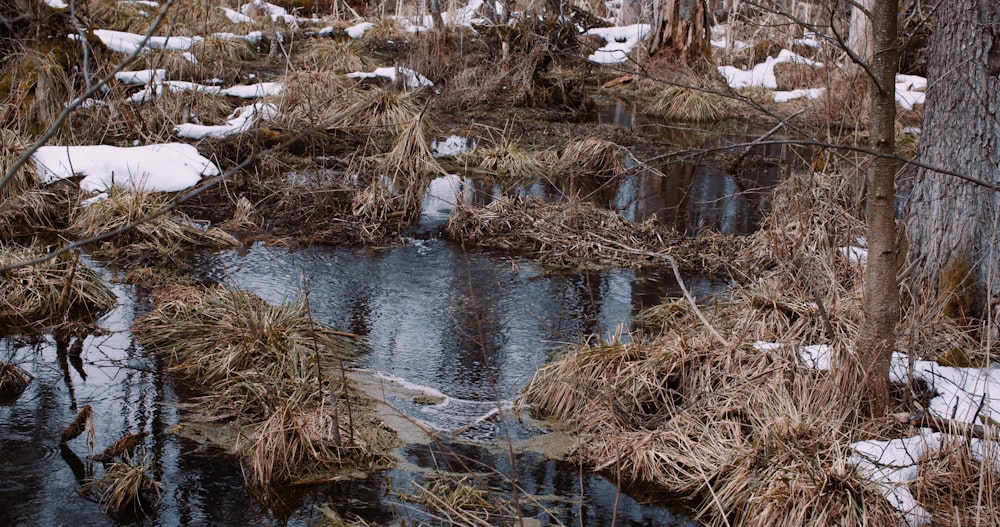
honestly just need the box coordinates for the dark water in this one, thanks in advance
[0,140,787,525]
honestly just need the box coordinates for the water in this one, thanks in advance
[0,141,786,525]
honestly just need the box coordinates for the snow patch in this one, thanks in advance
[347,66,433,89]
[175,102,277,139]
[33,143,219,192]
[585,24,651,65]
[718,49,824,90]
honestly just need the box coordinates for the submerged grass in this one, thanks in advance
[133,285,394,489]
[0,362,32,403]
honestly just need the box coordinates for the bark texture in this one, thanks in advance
[648,0,709,61]
[850,0,899,418]
[906,0,1000,313]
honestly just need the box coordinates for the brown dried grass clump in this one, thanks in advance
[351,110,444,233]
[0,179,80,240]
[0,128,38,202]
[71,189,239,266]
[0,244,116,327]
[405,475,516,525]
[557,138,628,178]
[462,137,555,186]
[85,456,163,521]
[0,362,32,403]
[272,71,352,129]
[911,438,1000,526]
[334,87,421,136]
[294,38,369,73]
[133,285,392,489]
[444,196,738,274]
[648,85,730,122]
[521,308,900,526]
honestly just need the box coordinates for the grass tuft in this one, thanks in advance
[71,189,239,267]
[0,244,116,328]
[0,362,32,403]
[648,85,729,122]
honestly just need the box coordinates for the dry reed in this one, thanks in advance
[86,455,163,520]
[519,167,993,525]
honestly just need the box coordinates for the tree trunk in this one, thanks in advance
[906,0,1000,317]
[849,0,899,418]
[648,0,709,63]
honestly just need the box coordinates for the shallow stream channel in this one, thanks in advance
[0,129,793,526]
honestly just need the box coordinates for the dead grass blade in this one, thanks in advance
[85,455,163,520]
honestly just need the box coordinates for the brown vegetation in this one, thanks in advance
[133,285,394,490]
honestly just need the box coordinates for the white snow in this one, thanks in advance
[346,21,375,39]
[221,81,283,98]
[710,23,750,51]
[212,30,265,43]
[93,29,203,54]
[121,0,160,7]
[128,80,281,103]
[175,102,277,139]
[114,68,165,85]
[718,49,824,90]
[838,245,868,264]
[44,0,68,9]
[347,66,433,89]
[33,143,219,192]
[585,24,651,65]
[773,87,825,103]
[220,6,253,23]
[895,74,926,111]
[793,32,823,48]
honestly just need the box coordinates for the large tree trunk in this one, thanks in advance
[906,0,1000,317]
[849,0,899,418]
[648,0,709,62]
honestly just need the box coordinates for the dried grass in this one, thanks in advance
[0,244,116,327]
[351,110,444,232]
[273,71,352,129]
[133,284,391,489]
[71,189,239,266]
[557,138,628,178]
[461,135,555,186]
[0,179,79,240]
[405,475,516,526]
[294,38,369,73]
[911,438,1000,526]
[86,455,163,520]
[444,196,738,274]
[333,86,421,135]
[0,129,38,202]
[0,362,32,403]
[518,167,992,526]
[648,85,730,122]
